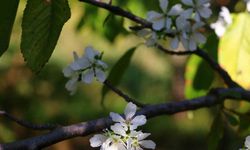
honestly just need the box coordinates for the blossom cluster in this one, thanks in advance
[139,0,212,51]
[63,46,108,95]
[90,102,156,150]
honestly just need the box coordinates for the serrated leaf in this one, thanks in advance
[0,0,19,56]
[101,47,136,104]
[219,13,250,89]
[21,0,70,72]
[207,112,224,150]
[185,34,219,99]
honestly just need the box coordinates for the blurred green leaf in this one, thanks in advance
[0,0,19,56]
[207,112,224,150]
[223,111,239,126]
[101,47,136,104]
[185,34,218,99]
[219,13,250,88]
[21,0,70,72]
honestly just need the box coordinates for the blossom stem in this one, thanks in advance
[103,80,147,107]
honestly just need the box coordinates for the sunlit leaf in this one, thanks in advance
[21,0,70,72]
[0,0,19,56]
[219,13,250,89]
[101,47,136,104]
[185,34,219,99]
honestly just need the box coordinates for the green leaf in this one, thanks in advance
[223,111,239,126]
[207,112,224,150]
[219,13,250,88]
[21,0,70,72]
[185,34,218,99]
[0,0,19,56]
[101,47,136,104]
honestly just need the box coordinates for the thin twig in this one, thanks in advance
[79,0,152,28]
[103,80,146,107]
[0,111,59,130]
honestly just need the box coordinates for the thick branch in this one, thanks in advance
[0,87,249,150]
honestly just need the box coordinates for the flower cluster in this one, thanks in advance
[140,0,212,50]
[90,102,156,150]
[210,7,232,37]
[63,46,108,95]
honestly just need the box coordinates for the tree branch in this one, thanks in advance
[0,111,59,130]
[103,80,146,107]
[79,0,152,28]
[0,87,249,150]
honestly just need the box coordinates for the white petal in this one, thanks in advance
[159,0,169,13]
[82,69,94,84]
[146,11,162,22]
[181,0,193,6]
[168,4,183,16]
[130,115,147,130]
[193,32,206,44]
[71,57,90,70]
[170,37,179,49]
[65,76,78,95]
[63,66,74,77]
[95,69,106,82]
[110,123,127,136]
[125,102,137,120]
[189,38,197,50]
[180,8,193,19]
[97,60,108,69]
[198,7,212,19]
[146,12,165,30]
[137,29,151,37]
[110,112,125,123]
[152,18,165,31]
[165,18,172,30]
[194,13,201,22]
[137,132,151,140]
[139,140,156,149]
[85,46,99,60]
[90,134,107,147]
[245,136,250,148]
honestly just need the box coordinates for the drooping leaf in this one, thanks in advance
[101,47,136,104]
[21,0,70,72]
[185,33,219,99]
[207,112,224,150]
[0,0,19,56]
[219,13,250,89]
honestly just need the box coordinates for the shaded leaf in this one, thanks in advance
[185,33,219,99]
[223,111,239,126]
[21,0,70,72]
[101,47,136,104]
[219,13,250,88]
[207,112,224,150]
[0,0,19,56]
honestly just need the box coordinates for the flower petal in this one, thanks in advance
[137,132,151,140]
[82,69,94,84]
[63,66,74,77]
[170,36,179,49]
[110,112,125,122]
[85,46,99,60]
[111,123,127,136]
[130,115,147,130]
[124,102,137,120]
[95,69,106,82]
[90,134,107,147]
[181,0,193,6]
[159,0,169,13]
[168,4,183,16]
[139,140,156,149]
[65,76,78,95]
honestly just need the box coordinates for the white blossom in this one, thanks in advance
[245,136,250,149]
[89,102,155,150]
[245,0,250,12]
[210,7,232,37]
[181,0,212,21]
[110,102,147,130]
[63,46,108,94]
[147,0,183,31]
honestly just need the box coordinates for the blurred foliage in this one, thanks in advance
[1,0,250,150]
